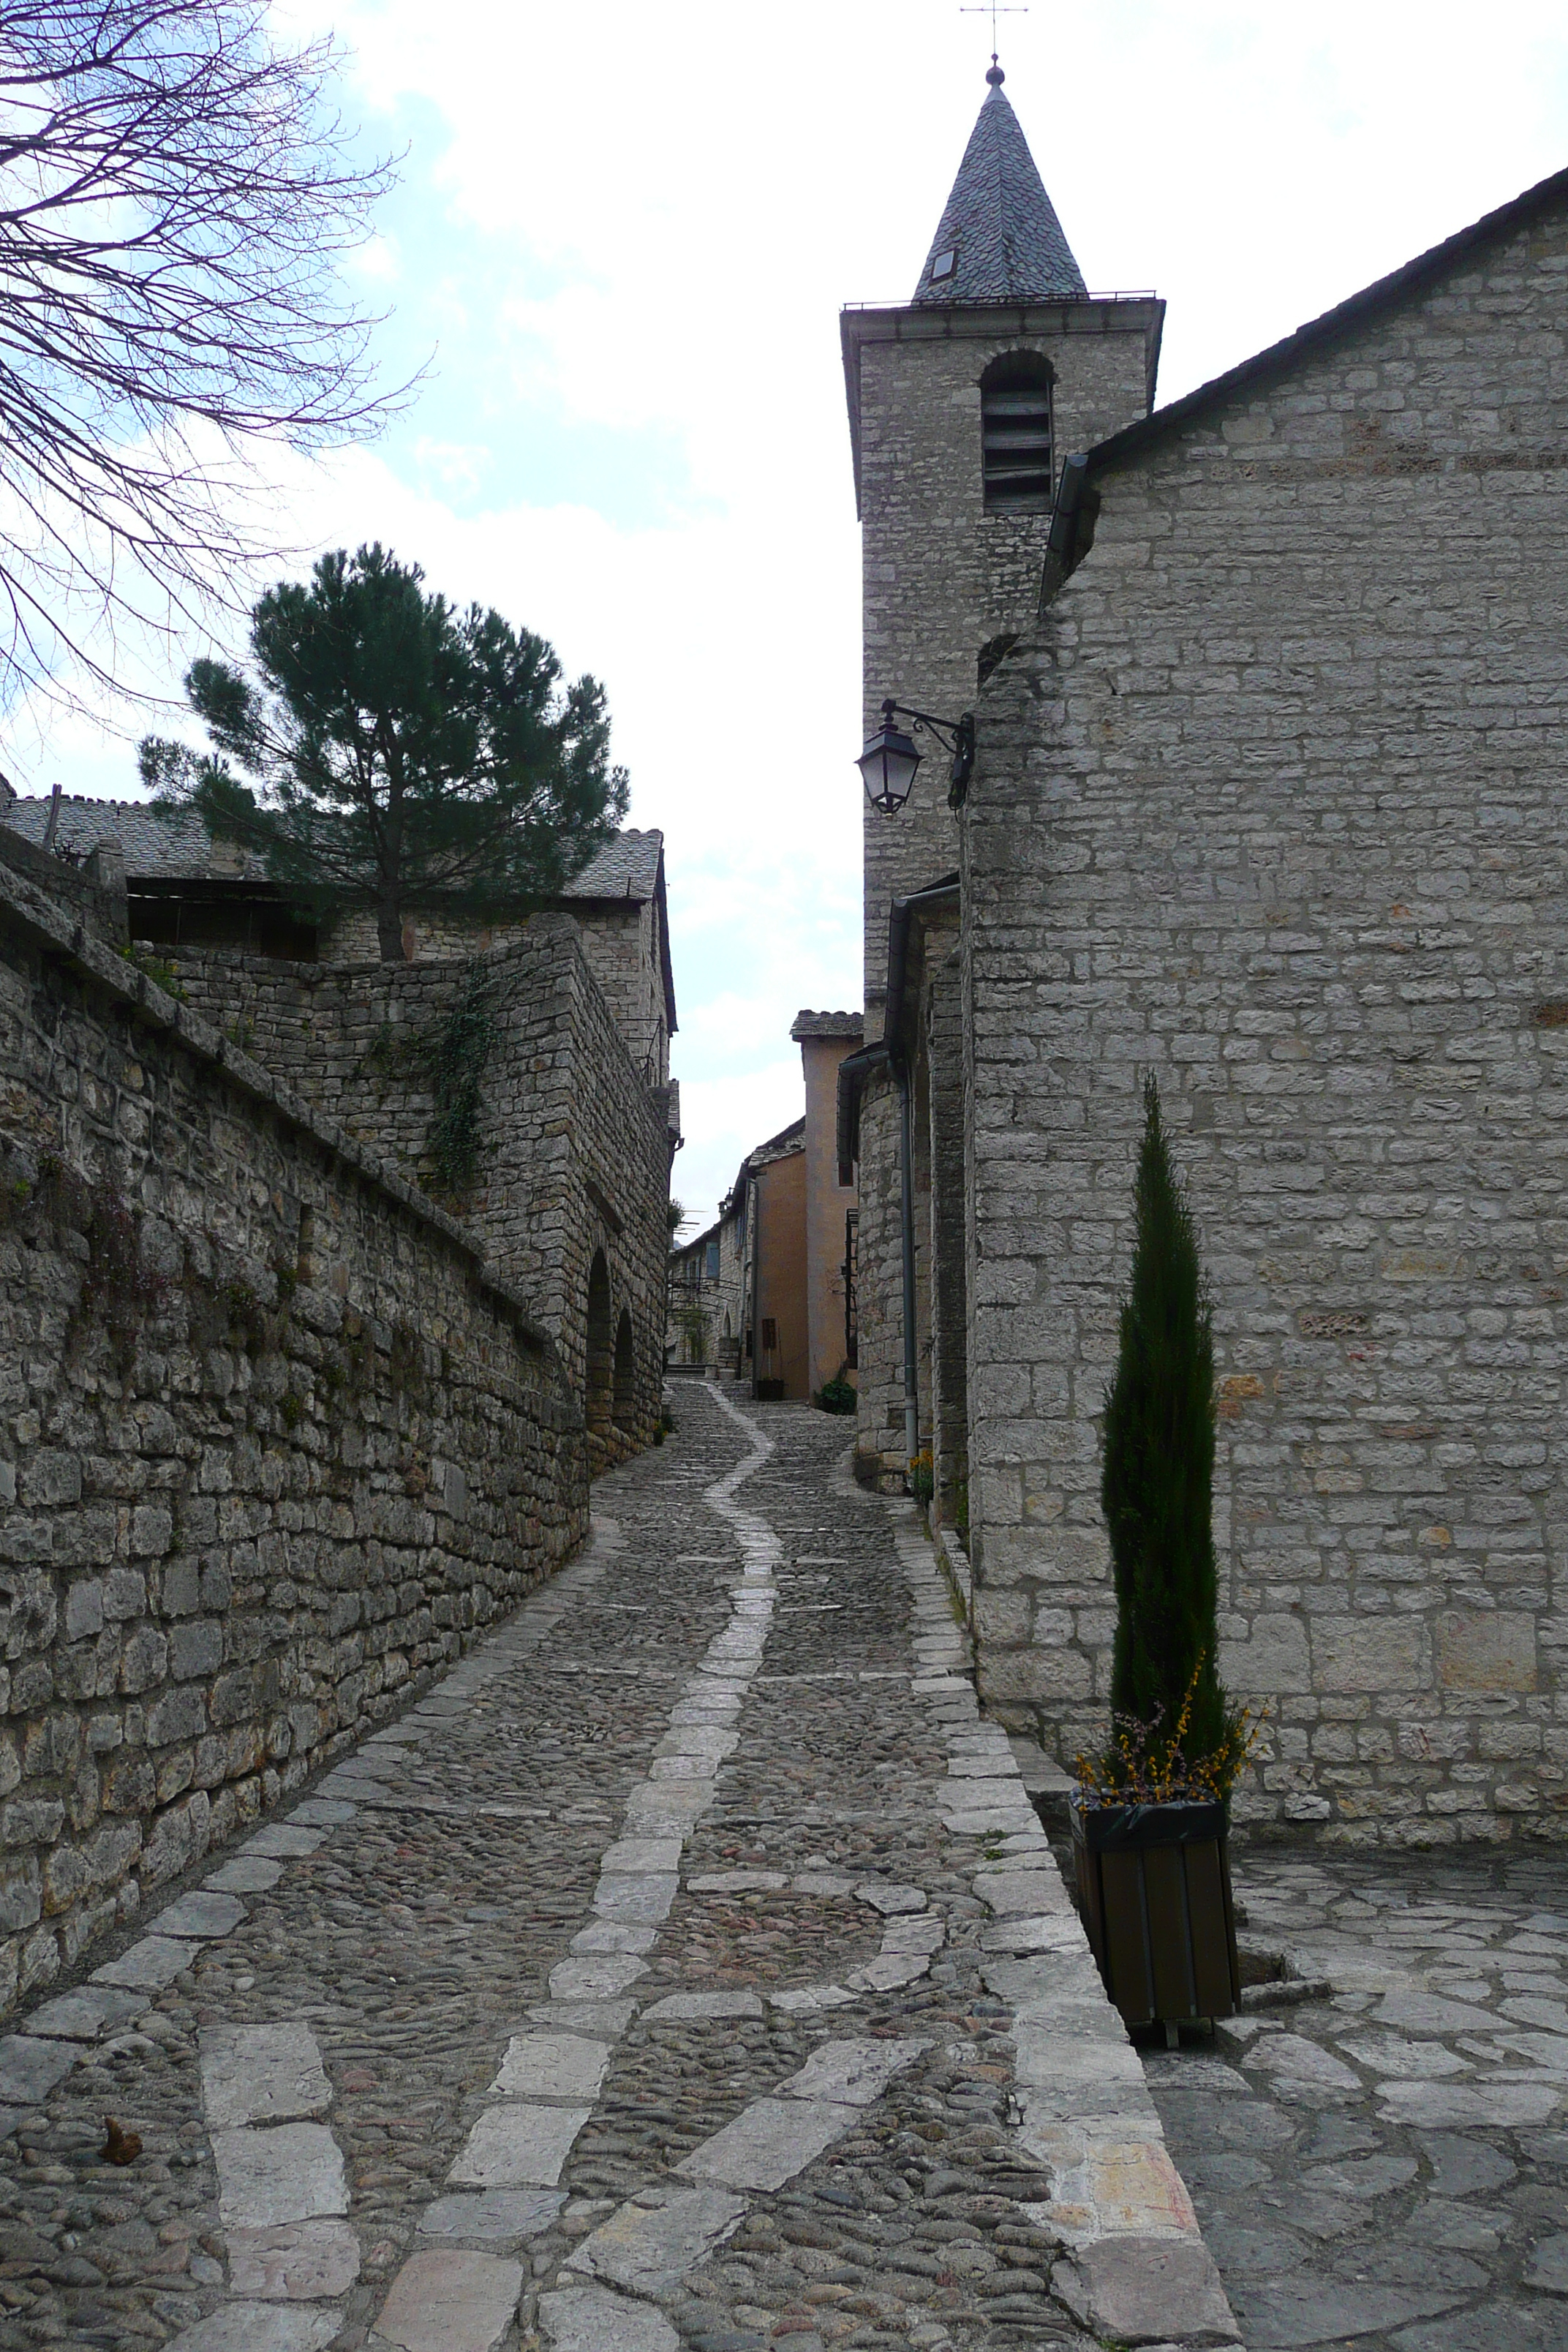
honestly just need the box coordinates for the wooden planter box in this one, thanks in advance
[1070,1797,1240,2032]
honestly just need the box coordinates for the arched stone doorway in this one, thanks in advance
[613,1308,635,1431]
[586,1250,613,1444]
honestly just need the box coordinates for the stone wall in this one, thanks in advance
[851,1077,909,1483]
[851,299,1161,1014]
[173,924,673,1466]
[318,900,671,1085]
[962,197,1568,1842]
[0,855,587,2009]
[571,900,669,1085]
[919,920,969,1531]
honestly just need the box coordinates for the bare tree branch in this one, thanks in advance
[0,0,401,710]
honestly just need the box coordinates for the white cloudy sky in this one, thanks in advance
[15,0,1568,1225]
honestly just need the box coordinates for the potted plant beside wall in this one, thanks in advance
[1071,1077,1257,2041]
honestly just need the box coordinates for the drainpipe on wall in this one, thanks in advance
[897,1054,919,1479]
[747,1175,760,1402]
[883,877,959,1490]
[839,871,958,1494]
[835,1033,920,1488]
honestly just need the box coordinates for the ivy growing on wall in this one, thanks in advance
[355,961,499,1199]
[424,961,497,1196]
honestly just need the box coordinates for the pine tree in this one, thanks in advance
[139,545,628,961]
[1100,1074,1232,1786]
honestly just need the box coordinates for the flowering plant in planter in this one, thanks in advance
[1074,1655,1259,1808]
[1071,1076,1258,2030]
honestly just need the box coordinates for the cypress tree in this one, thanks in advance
[1101,1074,1231,1784]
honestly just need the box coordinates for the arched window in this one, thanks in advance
[981,353,1055,513]
[586,1251,612,1439]
[613,1308,635,1430]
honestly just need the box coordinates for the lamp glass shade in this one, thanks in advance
[857,718,921,815]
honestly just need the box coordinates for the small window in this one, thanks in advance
[981,353,1055,513]
[706,1239,720,1281]
[930,248,956,283]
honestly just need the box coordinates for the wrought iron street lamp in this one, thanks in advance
[856,698,976,815]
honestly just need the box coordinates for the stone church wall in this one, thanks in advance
[963,201,1568,1842]
[0,856,587,2010]
[173,926,672,1467]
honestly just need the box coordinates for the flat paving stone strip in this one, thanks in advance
[1139,1850,1568,2351]
[0,1386,1241,2351]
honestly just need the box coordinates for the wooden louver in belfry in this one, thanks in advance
[982,380,1055,510]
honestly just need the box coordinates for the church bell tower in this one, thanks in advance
[843,63,1165,1019]
[841,64,1163,1486]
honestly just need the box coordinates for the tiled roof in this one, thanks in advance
[560,829,663,902]
[913,75,1087,306]
[791,1009,864,1040]
[0,794,227,878]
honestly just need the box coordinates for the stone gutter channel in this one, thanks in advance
[0,1392,1240,2350]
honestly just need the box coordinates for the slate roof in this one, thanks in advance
[791,1009,864,1041]
[0,793,226,878]
[752,1115,805,1161]
[722,1115,807,1221]
[914,73,1087,306]
[560,828,663,902]
[0,792,664,904]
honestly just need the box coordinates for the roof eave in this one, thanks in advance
[1077,160,1568,509]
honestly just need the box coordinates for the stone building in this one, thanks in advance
[843,67,1568,1842]
[0,787,677,1091]
[1,793,678,1470]
[667,1218,724,1369]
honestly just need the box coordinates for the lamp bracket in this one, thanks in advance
[877,698,976,810]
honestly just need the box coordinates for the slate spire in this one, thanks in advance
[913,67,1087,305]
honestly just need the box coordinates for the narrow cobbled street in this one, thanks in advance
[0,1390,1106,2352]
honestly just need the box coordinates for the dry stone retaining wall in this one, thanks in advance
[962,201,1568,1843]
[0,855,587,2013]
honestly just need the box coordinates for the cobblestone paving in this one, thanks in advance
[1143,1850,1568,2351]
[0,1388,1115,2352]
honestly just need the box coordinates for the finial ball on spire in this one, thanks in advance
[986,59,1005,85]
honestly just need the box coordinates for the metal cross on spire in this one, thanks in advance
[960,0,1027,69]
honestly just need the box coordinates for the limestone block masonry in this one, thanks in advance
[962,197,1568,1843]
[846,290,1161,1501]
[173,919,672,1464]
[0,853,587,2015]
[850,302,1162,1008]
